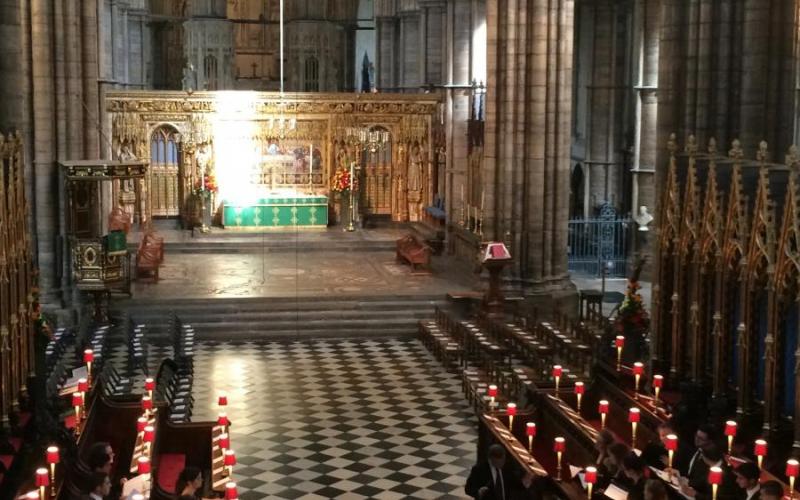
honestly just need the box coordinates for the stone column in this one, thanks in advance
[0,0,21,132]
[374,0,398,91]
[484,0,576,305]
[31,0,58,302]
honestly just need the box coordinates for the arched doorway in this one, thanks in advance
[150,125,183,217]
[361,127,392,217]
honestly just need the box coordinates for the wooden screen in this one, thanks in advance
[0,132,34,425]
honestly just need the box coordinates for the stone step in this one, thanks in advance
[110,294,444,341]
[115,299,442,317]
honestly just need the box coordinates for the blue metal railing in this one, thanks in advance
[567,211,630,278]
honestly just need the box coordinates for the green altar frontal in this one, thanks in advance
[222,196,329,228]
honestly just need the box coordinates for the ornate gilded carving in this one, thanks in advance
[107,91,442,224]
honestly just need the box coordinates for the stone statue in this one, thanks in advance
[182,63,196,93]
[634,205,653,231]
[407,144,424,220]
[407,145,423,193]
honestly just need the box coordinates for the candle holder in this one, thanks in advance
[554,437,566,481]
[755,439,767,469]
[46,446,59,494]
[628,408,640,449]
[585,466,597,499]
[598,400,609,430]
[507,403,517,430]
[665,434,678,477]
[653,375,663,404]
[615,336,624,370]
[526,422,536,453]
[724,421,737,455]
[786,459,799,499]
[709,466,722,500]
[574,382,584,412]
[552,365,562,394]
[488,385,497,410]
[633,362,644,398]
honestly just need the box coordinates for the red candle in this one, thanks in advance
[585,466,598,484]
[137,416,148,433]
[225,482,238,500]
[83,349,94,364]
[574,382,585,395]
[628,408,640,423]
[653,375,664,388]
[144,378,155,392]
[755,439,767,457]
[526,422,537,437]
[665,434,678,451]
[633,362,644,376]
[615,336,625,348]
[141,395,153,411]
[143,425,155,443]
[77,378,88,393]
[218,394,228,407]
[224,449,237,467]
[46,446,59,465]
[71,392,83,408]
[219,433,230,450]
[724,421,737,437]
[218,413,229,427]
[507,403,517,416]
[488,385,498,398]
[786,459,799,478]
[553,437,566,453]
[598,400,609,414]
[708,466,723,485]
[137,456,151,475]
[35,468,49,487]
[552,365,563,378]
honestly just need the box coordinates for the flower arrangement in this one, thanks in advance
[330,168,358,193]
[194,173,218,196]
[614,279,650,337]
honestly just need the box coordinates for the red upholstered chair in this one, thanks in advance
[157,453,186,494]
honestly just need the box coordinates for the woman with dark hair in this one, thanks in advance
[175,466,214,499]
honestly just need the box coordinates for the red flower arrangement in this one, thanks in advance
[614,279,650,336]
[194,173,218,196]
[330,168,358,193]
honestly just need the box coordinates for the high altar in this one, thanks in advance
[106,91,442,228]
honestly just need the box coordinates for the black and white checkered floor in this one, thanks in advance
[186,338,476,499]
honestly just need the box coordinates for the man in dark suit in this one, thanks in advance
[465,444,534,500]
[643,421,694,472]
[733,462,760,500]
[681,445,737,500]
[82,472,111,500]
[683,424,718,479]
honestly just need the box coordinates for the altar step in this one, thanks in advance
[110,294,445,340]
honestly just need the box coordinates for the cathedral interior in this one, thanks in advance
[2,1,800,499]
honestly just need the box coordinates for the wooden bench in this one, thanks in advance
[136,230,164,282]
[395,234,431,274]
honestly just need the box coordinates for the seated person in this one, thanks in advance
[643,420,691,471]
[594,429,615,469]
[465,444,535,500]
[760,480,784,500]
[87,442,114,475]
[599,441,631,488]
[733,462,761,500]
[621,452,647,500]
[645,479,668,500]
[684,424,719,479]
[82,472,111,500]
[681,445,736,500]
[175,466,215,499]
